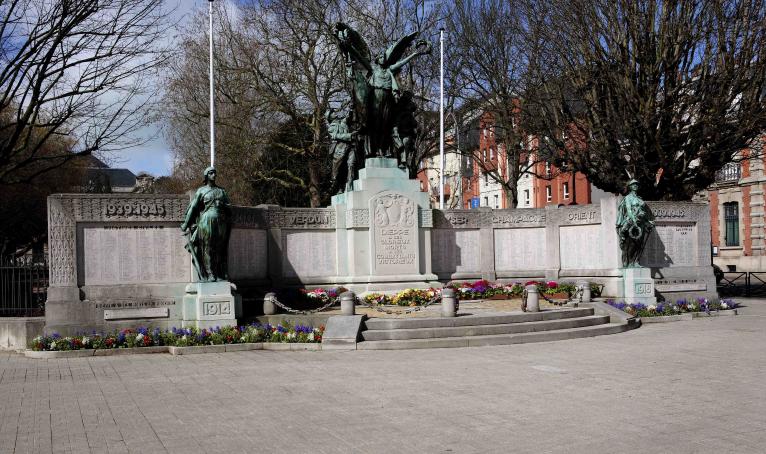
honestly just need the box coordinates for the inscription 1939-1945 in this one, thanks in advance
[105,202,166,217]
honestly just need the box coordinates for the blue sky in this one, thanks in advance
[117,0,202,176]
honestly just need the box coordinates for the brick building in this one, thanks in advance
[460,112,594,209]
[705,135,766,271]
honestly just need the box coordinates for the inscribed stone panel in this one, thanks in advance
[494,228,546,270]
[370,192,418,275]
[228,229,267,280]
[559,225,602,269]
[641,223,697,267]
[282,230,336,278]
[431,229,481,273]
[83,226,189,285]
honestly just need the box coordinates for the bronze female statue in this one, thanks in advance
[616,179,655,267]
[181,167,231,281]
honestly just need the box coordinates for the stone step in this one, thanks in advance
[357,322,630,350]
[361,315,610,341]
[363,308,594,331]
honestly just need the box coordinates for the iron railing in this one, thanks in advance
[0,254,48,317]
[717,271,766,297]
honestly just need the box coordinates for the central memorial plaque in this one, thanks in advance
[370,191,419,275]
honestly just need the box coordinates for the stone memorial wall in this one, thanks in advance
[46,186,716,333]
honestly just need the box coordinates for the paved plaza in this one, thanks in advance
[2,301,765,454]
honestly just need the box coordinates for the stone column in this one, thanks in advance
[577,280,591,303]
[441,288,457,317]
[525,285,540,312]
[263,292,277,315]
[340,291,356,316]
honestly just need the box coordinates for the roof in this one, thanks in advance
[84,168,137,188]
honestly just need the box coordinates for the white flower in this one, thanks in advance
[50,341,56,350]
[308,332,314,341]
[460,288,470,293]
[82,337,90,345]
[721,302,729,309]
[136,333,144,342]
[287,332,296,339]
[648,305,657,312]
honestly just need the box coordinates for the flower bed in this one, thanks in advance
[606,298,738,317]
[31,322,324,352]
[362,288,440,307]
[446,280,581,300]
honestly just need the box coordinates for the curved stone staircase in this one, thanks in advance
[357,305,636,350]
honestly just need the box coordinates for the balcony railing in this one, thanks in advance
[715,163,741,183]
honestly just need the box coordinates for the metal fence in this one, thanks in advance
[717,272,766,297]
[0,254,48,317]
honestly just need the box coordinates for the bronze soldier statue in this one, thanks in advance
[616,179,655,267]
[327,108,358,194]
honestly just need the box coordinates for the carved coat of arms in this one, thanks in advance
[373,194,415,227]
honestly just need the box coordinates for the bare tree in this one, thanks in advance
[0,0,171,185]
[446,0,537,208]
[525,0,766,200]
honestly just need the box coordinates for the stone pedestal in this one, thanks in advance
[621,267,657,305]
[331,157,438,293]
[182,281,241,329]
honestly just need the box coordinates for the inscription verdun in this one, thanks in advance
[371,193,418,274]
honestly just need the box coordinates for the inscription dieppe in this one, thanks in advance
[377,228,416,265]
[371,193,418,274]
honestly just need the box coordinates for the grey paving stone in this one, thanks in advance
[1,299,765,453]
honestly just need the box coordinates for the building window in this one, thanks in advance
[724,202,739,246]
[484,173,488,185]
[545,162,551,177]
[563,182,570,199]
[546,185,552,202]
[494,194,499,209]
[490,148,495,160]
[524,189,530,206]
[483,196,488,207]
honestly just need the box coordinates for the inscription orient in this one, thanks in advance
[567,211,598,222]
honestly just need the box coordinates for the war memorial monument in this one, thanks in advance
[40,25,717,339]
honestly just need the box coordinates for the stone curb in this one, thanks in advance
[634,309,737,324]
[22,342,321,358]
[640,313,693,323]
[262,343,321,351]
[24,349,95,359]
[94,346,168,356]
[692,309,738,317]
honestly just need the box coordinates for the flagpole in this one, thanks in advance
[208,0,215,167]
[439,28,445,209]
